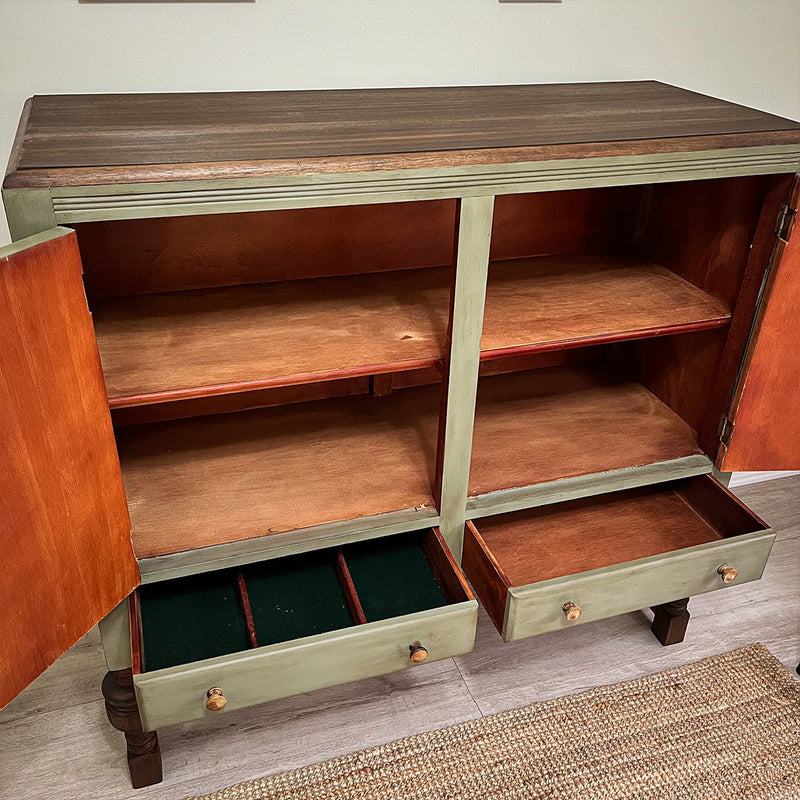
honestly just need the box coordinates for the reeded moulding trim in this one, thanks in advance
[50,146,800,222]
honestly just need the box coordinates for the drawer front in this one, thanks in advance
[504,531,774,642]
[133,601,477,731]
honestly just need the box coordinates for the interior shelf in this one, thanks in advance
[480,255,730,357]
[469,366,706,500]
[93,254,729,408]
[93,267,451,408]
[116,385,440,559]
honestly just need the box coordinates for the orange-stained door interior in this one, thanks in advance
[719,177,800,471]
[0,228,139,709]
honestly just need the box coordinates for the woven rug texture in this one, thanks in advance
[188,643,800,800]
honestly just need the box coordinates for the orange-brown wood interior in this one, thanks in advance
[721,176,800,470]
[469,366,704,498]
[469,476,765,588]
[422,528,474,604]
[629,174,794,456]
[116,386,442,558]
[461,521,511,633]
[0,232,139,708]
[74,201,458,298]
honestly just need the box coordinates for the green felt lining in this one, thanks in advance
[139,531,447,672]
[242,550,354,646]
[139,570,248,672]
[343,532,447,622]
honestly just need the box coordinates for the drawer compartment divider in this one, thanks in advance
[236,569,259,649]
[334,548,368,625]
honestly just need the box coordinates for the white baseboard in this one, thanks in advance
[728,471,800,488]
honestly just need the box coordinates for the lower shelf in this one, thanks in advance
[117,385,441,558]
[468,366,706,510]
[132,529,477,730]
[462,475,774,642]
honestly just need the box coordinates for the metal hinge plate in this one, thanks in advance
[775,203,796,242]
[719,415,735,448]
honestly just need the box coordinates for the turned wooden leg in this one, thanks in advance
[102,669,163,788]
[650,598,690,646]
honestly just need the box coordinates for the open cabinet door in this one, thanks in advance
[0,228,139,708]
[719,177,800,471]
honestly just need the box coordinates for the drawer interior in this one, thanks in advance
[134,528,470,673]
[463,476,770,630]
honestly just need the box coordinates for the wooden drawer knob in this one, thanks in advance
[409,641,428,663]
[563,602,582,622]
[206,687,227,711]
[718,564,738,584]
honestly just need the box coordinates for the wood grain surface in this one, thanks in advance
[469,366,704,497]
[6,82,800,188]
[74,201,458,298]
[91,255,729,407]
[0,230,138,708]
[722,178,800,470]
[480,255,730,353]
[469,480,762,586]
[115,385,442,558]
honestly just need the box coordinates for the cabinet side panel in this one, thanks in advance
[0,230,139,708]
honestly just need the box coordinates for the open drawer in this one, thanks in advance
[130,528,477,731]
[462,476,774,643]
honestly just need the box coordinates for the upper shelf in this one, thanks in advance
[481,255,730,357]
[94,254,731,408]
[6,82,800,189]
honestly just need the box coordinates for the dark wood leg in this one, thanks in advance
[650,598,690,646]
[102,669,163,788]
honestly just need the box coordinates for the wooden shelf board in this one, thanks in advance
[94,255,729,408]
[93,267,451,407]
[117,386,440,559]
[475,485,724,586]
[480,256,730,356]
[469,366,705,497]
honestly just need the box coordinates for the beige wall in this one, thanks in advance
[1,0,799,244]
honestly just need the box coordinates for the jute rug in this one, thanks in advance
[189,643,800,800]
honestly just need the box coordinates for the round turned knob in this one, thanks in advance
[206,687,227,711]
[562,602,582,622]
[409,641,429,663]
[718,564,739,584]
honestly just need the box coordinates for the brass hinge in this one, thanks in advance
[775,202,796,242]
[719,415,734,448]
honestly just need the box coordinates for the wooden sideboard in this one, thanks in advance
[2,82,799,788]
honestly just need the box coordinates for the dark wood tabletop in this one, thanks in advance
[6,82,800,188]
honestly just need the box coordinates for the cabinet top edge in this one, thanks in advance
[5,81,800,190]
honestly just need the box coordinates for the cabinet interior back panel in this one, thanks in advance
[115,386,440,558]
[469,367,704,497]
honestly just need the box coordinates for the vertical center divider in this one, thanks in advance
[236,569,259,649]
[334,548,368,625]
[437,195,496,561]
